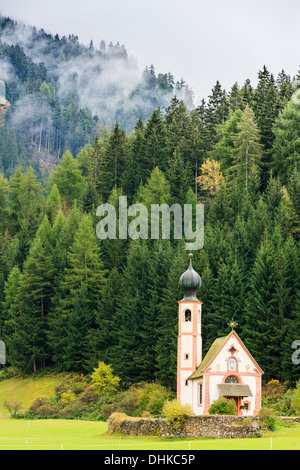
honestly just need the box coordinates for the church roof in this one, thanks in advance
[218,384,253,398]
[188,330,264,380]
[188,334,230,379]
[179,253,202,301]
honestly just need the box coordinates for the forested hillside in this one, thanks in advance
[0,17,299,390]
[0,15,193,177]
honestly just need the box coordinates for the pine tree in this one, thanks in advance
[243,232,281,381]
[272,98,300,184]
[240,79,255,109]
[110,240,152,384]
[8,166,43,265]
[254,66,280,185]
[137,166,171,209]
[49,213,106,369]
[137,240,173,382]
[229,105,263,199]
[143,108,168,173]
[165,98,195,181]
[229,82,243,112]
[1,266,21,338]
[63,284,94,372]
[0,173,9,234]
[50,150,84,208]
[210,109,243,171]
[90,266,123,366]
[205,81,229,148]
[276,70,293,109]
[102,121,128,200]
[45,183,61,225]
[8,216,55,372]
[47,208,82,366]
[124,118,146,200]
[77,130,109,207]
[167,147,190,205]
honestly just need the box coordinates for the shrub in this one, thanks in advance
[162,400,192,429]
[208,397,237,415]
[258,407,275,420]
[90,361,120,396]
[291,380,300,415]
[242,417,252,427]
[265,416,276,431]
[61,390,76,405]
[3,401,22,417]
[258,407,277,430]
[117,386,143,416]
[78,387,99,406]
[262,380,288,409]
[35,404,59,418]
[28,396,51,414]
[54,376,74,398]
[137,383,172,417]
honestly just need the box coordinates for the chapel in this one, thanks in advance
[177,254,263,416]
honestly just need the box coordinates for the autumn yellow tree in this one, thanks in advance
[90,361,121,396]
[196,159,224,195]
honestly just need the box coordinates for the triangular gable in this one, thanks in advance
[189,330,263,380]
[226,330,264,375]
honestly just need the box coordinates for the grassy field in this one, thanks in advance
[0,419,299,450]
[0,376,62,417]
[0,376,299,450]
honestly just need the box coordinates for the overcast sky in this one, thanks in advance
[1,0,300,104]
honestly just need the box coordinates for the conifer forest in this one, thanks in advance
[0,16,299,389]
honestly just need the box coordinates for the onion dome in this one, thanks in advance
[179,253,202,301]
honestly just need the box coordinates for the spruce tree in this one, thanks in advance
[210,109,243,171]
[45,183,61,225]
[110,240,152,384]
[50,150,84,208]
[272,98,300,184]
[254,66,280,186]
[143,108,168,173]
[230,105,263,199]
[102,121,128,200]
[1,266,21,339]
[90,266,123,366]
[8,216,55,372]
[243,232,280,381]
[0,173,9,234]
[205,81,229,148]
[137,240,173,382]
[49,213,106,370]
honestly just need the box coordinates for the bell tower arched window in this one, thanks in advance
[184,309,192,322]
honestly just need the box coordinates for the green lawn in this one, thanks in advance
[0,376,62,417]
[0,419,299,450]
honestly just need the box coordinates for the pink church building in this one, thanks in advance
[177,254,263,416]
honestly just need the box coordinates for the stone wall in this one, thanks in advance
[108,413,265,438]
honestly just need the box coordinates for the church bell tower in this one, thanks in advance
[177,254,202,405]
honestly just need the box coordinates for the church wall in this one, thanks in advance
[189,333,262,416]
[208,334,260,375]
[192,379,204,415]
[108,413,266,438]
[177,300,202,407]
[178,370,193,405]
